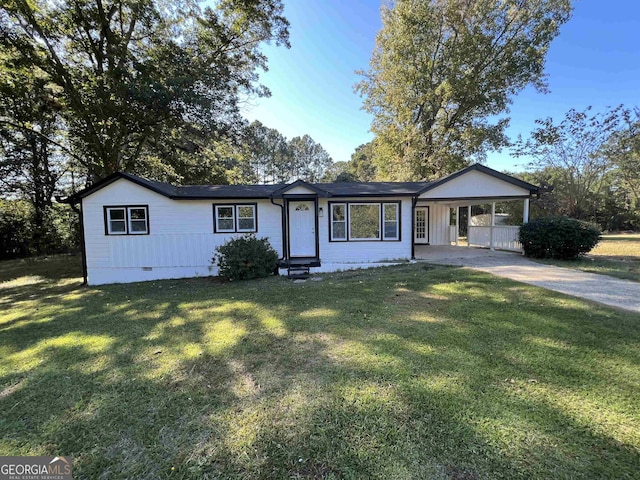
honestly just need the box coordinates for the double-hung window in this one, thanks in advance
[105,206,149,235]
[330,203,347,241]
[214,204,257,233]
[383,203,399,240]
[237,205,256,232]
[329,201,400,242]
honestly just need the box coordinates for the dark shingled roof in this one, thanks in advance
[156,178,432,198]
[174,183,285,199]
[64,164,539,203]
[316,181,430,197]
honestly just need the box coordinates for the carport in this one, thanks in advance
[412,165,539,256]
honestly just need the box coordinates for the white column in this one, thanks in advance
[523,198,530,224]
[467,205,472,248]
[490,202,496,251]
[455,207,459,246]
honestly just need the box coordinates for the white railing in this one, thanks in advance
[449,225,458,243]
[468,225,522,252]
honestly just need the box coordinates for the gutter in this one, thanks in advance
[58,195,88,286]
[411,195,418,260]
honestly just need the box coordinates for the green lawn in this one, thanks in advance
[1,256,639,479]
[538,233,640,282]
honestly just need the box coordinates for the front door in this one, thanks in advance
[414,207,429,244]
[288,200,317,257]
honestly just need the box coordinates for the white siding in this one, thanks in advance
[82,179,283,285]
[317,197,412,263]
[420,170,530,200]
[426,204,451,245]
[286,185,317,195]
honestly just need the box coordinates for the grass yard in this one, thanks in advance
[538,233,640,282]
[1,256,639,479]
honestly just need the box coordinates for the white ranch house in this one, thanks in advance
[67,164,539,285]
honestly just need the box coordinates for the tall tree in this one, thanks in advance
[357,0,572,180]
[288,134,333,183]
[347,142,378,181]
[242,120,292,183]
[514,106,628,221]
[0,48,67,242]
[1,0,289,183]
[604,109,640,206]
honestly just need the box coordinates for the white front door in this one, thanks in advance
[414,207,429,244]
[289,201,317,257]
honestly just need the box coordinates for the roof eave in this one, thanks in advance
[270,179,332,198]
[417,163,541,195]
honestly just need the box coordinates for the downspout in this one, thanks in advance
[270,197,286,263]
[68,199,88,286]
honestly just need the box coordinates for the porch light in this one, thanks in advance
[318,207,324,217]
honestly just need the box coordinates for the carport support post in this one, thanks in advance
[455,207,459,246]
[523,198,530,224]
[467,205,471,248]
[490,202,496,251]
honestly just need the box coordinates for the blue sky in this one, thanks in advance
[243,0,640,172]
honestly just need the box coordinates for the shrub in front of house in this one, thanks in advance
[519,217,601,260]
[213,235,279,281]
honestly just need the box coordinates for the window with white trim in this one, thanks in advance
[329,201,401,242]
[215,205,235,232]
[237,205,256,232]
[128,207,148,234]
[214,204,257,233]
[105,206,149,235]
[383,203,399,240]
[330,203,347,241]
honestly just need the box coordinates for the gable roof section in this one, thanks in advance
[418,164,539,195]
[270,179,333,197]
[64,164,539,203]
[65,172,177,203]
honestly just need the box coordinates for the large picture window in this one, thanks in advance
[105,206,149,235]
[329,201,401,242]
[349,203,381,240]
[214,204,257,233]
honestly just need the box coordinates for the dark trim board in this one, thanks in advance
[286,197,320,260]
[417,195,531,203]
[278,257,321,268]
[272,179,332,197]
[77,200,89,285]
[64,164,540,205]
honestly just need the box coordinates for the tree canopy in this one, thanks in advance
[357,0,572,180]
[1,0,290,181]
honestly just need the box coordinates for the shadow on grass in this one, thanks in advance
[1,261,639,479]
[0,254,83,283]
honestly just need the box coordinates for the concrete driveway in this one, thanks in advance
[415,245,640,313]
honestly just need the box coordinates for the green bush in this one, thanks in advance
[213,235,279,281]
[0,199,34,259]
[519,217,601,260]
[0,200,80,259]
